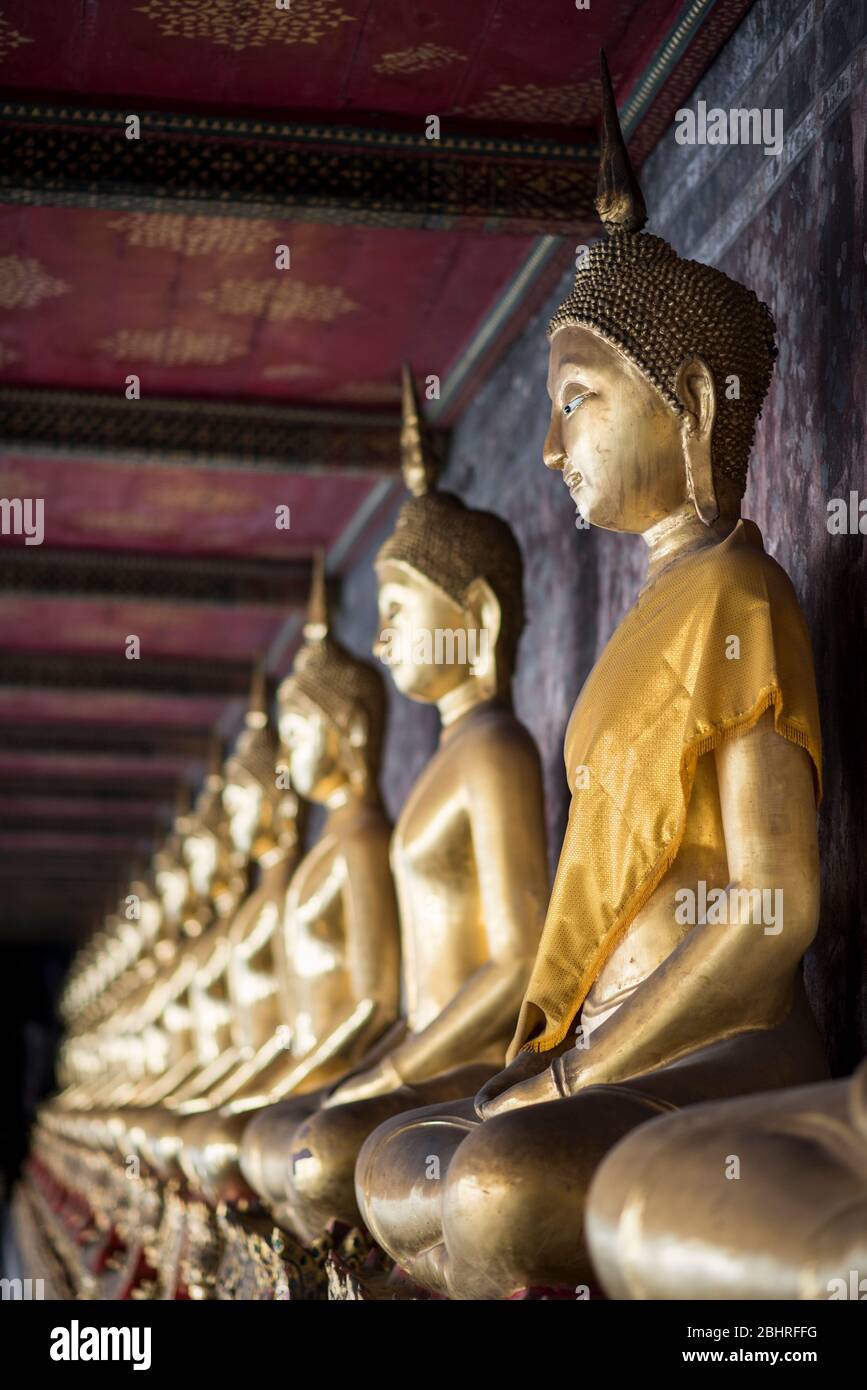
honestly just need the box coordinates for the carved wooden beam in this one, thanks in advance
[0,386,412,475]
[0,103,595,236]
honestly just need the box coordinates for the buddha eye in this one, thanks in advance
[563,393,590,418]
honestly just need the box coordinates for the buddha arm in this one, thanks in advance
[482,712,820,1116]
[376,737,548,1084]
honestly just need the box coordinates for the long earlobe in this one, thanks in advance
[683,423,719,525]
[465,577,501,696]
[344,714,369,793]
[676,357,719,526]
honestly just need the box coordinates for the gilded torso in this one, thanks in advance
[280,802,393,1058]
[228,885,284,1051]
[391,702,548,1040]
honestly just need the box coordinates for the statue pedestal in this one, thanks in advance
[152,1187,187,1299]
[213,1205,330,1300]
[177,1198,223,1300]
[12,1180,77,1300]
[16,1168,97,1297]
[326,1244,445,1301]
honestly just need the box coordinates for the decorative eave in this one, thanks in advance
[0,386,425,475]
[0,103,596,236]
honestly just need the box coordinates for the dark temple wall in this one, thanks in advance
[334,0,867,1074]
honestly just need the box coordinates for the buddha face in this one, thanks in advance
[184,831,220,898]
[544,325,688,532]
[374,560,480,702]
[278,703,344,802]
[223,777,264,856]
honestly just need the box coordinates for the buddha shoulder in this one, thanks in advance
[337,800,393,859]
[442,704,544,788]
[687,520,802,610]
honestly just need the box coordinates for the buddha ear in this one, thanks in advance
[675,355,719,526]
[344,709,370,790]
[464,577,501,694]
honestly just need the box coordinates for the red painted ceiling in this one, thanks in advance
[0,207,534,406]
[0,595,284,659]
[0,689,226,727]
[1,0,683,134]
[0,455,373,557]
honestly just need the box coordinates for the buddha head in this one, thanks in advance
[544,52,777,535]
[374,366,524,710]
[223,664,301,865]
[277,554,386,806]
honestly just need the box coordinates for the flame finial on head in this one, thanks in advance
[206,731,224,788]
[400,363,439,498]
[245,661,269,730]
[595,49,647,234]
[227,659,278,790]
[304,551,329,642]
[174,781,192,822]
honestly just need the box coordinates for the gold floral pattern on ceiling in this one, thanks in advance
[456,81,597,124]
[200,279,359,323]
[98,327,247,366]
[0,256,70,310]
[261,363,323,381]
[82,511,196,537]
[134,0,356,54]
[333,381,402,404]
[138,480,264,516]
[109,214,284,257]
[36,610,220,641]
[0,9,32,62]
[374,44,467,76]
[0,469,30,495]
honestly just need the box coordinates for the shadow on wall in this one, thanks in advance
[809,533,867,1075]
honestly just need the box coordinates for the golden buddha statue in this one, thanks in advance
[168,560,401,1207]
[38,701,304,1297]
[352,54,829,1299]
[177,685,305,1113]
[127,748,241,1112]
[158,671,304,1114]
[239,368,550,1244]
[40,818,196,1131]
[585,1058,867,1299]
[63,750,242,1186]
[111,687,305,1190]
[59,867,163,1049]
[52,881,163,1109]
[29,822,208,1275]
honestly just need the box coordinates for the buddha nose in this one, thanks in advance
[543,416,566,471]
